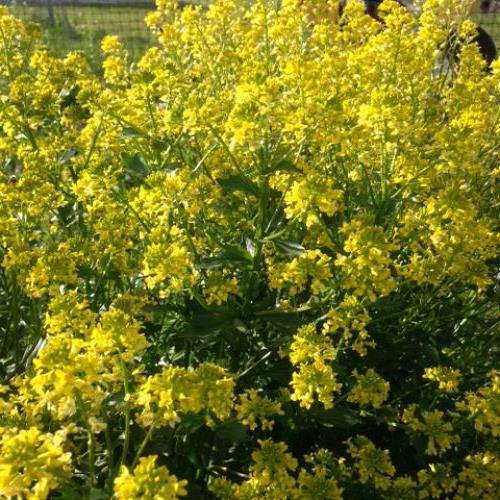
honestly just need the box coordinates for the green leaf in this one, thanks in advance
[122,126,143,138]
[260,358,292,384]
[59,86,79,108]
[199,257,224,270]
[61,148,79,164]
[57,488,84,500]
[245,237,257,257]
[122,153,149,177]
[88,489,109,500]
[215,421,249,443]
[58,488,108,500]
[180,414,206,435]
[120,153,149,187]
[199,245,253,269]
[221,245,253,263]
[273,239,305,256]
[219,175,260,197]
[257,310,305,332]
[313,406,364,429]
[180,312,232,339]
[273,158,300,172]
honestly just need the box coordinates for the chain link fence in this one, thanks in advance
[2,1,499,73]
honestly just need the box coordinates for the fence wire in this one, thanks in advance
[2,1,158,71]
[2,1,499,73]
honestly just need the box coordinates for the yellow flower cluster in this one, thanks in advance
[282,174,344,228]
[16,295,147,422]
[142,233,198,298]
[457,370,500,437]
[336,215,398,302]
[424,366,461,393]
[322,295,374,355]
[455,452,500,500]
[135,363,235,428]
[347,368,390,409]
[210,440,345,499]
[0,427,71,499]
[101,35,129,87]
[203,270,240,305]
[399,189,498,291]
[268,249,333,297]
[114,455,187,499]
[402,406,458,455]
[235,389,284,430]
[289,323,341,409]
[347,436,396,491]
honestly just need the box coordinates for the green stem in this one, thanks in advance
[81,119,102,172]
[243,167,268,313]
[205,122,246,178]
[104,419,115,483]
[131,423,157,468]
[87,430,96,488]
[117,351,132,466]
[120,194,152,234]
[22,119,38,150]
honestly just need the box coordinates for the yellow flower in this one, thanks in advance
[336,215,398,302]
[248,439,298,495]
[424,366,461,393]
[135,363,235,428]
[114,455,187,499]
[290,359,341,410]
[283,173,344,227]
[18,300,147,421]
[417,462,457,499]
[456,452,500,500]
[203,270,240,305]
[402,406,458,455]
[347,436,396,491]
[0,427,71,499]
[142,227,199,298]
[347,368,390,409]
[289,323,336,366]
[101,36,129,86]
[456,370,500,437]
[268,249,333,297]
[322,295,374,356]
[236,389,284,431]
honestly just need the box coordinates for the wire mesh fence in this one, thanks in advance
[2,0,499,73]
[2,1,158,71]
[477,1,500,45]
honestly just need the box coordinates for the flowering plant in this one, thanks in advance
[0,1,499,498]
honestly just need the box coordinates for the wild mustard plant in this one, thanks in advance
[114,455,188,499]
[0,0,499,497]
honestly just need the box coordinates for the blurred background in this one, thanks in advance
[1,0,499,73]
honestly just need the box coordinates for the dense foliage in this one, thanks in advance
[0,0,499,498]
